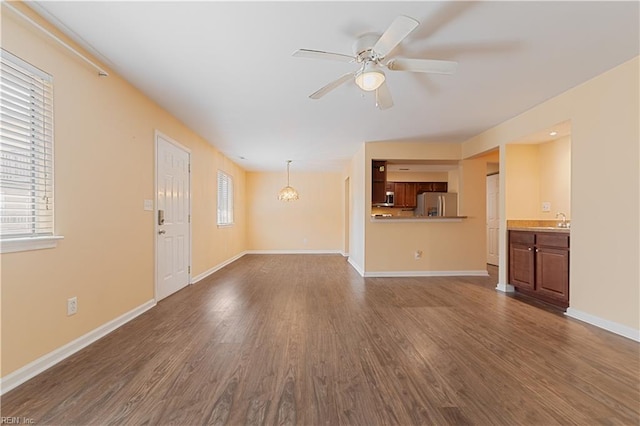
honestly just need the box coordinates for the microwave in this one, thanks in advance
[385,191,395,206]
[373,191,394,207]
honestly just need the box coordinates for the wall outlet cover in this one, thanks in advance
[143,199,154,211]
[542,202,551,212]
[67,297,78,316]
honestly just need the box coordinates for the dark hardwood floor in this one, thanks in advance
[3,255,639,425]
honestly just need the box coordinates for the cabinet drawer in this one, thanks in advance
[510,231,534,245]
[536,233,570,248]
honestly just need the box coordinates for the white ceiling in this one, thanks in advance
[29,1,639,172]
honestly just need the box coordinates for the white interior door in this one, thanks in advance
[486,173,499,266]
[156,133,191,300]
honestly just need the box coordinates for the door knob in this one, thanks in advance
[158,230,166,235]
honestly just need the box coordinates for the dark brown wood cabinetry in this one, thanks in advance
[417,182,448,193]
[371,159,448,207]
[509,230,569,308]
[509,232,535,291]
[371,160,387,205]
[393,182,417,208]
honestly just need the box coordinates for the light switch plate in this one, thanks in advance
[144,199,153,211]
[542,201,551,212]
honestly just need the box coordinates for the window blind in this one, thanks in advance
[217,170,233,225]
[0,50,54,238]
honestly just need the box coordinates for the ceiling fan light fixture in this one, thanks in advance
[355,64,385,91]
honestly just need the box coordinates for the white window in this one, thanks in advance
[0,50,60,253]
[217,170,233,226]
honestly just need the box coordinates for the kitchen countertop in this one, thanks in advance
[507,219,570,233]
[371,215,467,222]
[508,226,570,233]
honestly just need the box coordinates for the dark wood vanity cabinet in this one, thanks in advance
[509,232,535,291]
[509,230,569,308]
[535,233,570,303]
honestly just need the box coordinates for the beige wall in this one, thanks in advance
[386,171,448,182]
[506,144,541,219]
[505,137,571,220]
[1,4,247,377]
[463,56,639,332]
[539,136,571,219]
[246,171,342,251]
[347,145,366,273]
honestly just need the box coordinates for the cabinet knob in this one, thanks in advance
[528,247,532,251]
[535,248,540,253]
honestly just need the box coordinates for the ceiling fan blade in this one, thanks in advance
[375,81,393,110]
[373,15,420,58]
[293,49,355,63]
[387,58,458,74]
[309,72,355,99]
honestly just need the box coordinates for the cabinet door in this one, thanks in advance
[535,247,569,303]
[404,182,417,208]
[509,232,535,291]
[394,182,406,206]
[372,161,386,182]
[509,243,535,291]
[418,182,433,193]
[432,182,448,192]
[372,181,386,204]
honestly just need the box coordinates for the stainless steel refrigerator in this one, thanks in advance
[414,192,458,217]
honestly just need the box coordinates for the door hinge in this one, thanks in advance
[188,163,191,173]
[188,214,191,223]
[188,266,191,274]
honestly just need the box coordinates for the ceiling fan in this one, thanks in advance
[293,15,458,110]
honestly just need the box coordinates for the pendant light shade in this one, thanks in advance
[278,160,299,201]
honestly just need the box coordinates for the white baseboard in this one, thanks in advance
[245,249,343,255]
[348,257,365,276]
[191,251,247,284]
[0,299,156,395]
[496,282,515,293]
[364,270,489,278]
[565,307,640,342]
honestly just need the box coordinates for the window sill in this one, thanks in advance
[0,236,64,254]
[217,223,234,228]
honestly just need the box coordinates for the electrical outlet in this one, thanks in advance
[415,250,423,260]
[67,297,77,316]
[542,202,551,212]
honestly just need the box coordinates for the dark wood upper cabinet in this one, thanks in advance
[404,182,417,208]
[372,160,387,182]
[371,161,387,205]
[417,182,448,193]
[391,182,418,208]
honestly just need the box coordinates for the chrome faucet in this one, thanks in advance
[556,212,569,228]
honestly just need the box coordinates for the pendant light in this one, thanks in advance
[278,160,299,201]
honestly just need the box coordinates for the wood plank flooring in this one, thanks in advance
[3,254,639,425]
